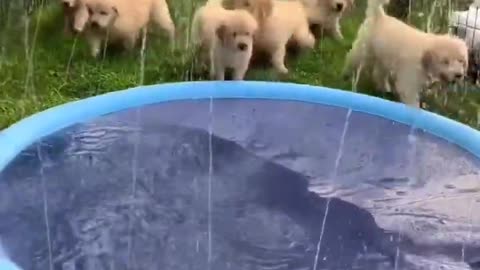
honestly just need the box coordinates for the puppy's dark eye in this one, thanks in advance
[245,32,250,36]
[442,59,450,65]
[233,32,237,37]
[87,7,93,15]
[100,10,108,15]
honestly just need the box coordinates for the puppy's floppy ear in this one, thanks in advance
[216,23,228,44]
[421,49,436,73]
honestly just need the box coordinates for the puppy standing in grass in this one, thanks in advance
[229,0,315,74]
[83,0,175,58]
[191,0,258,80]
[343,0,468,107]
[301,0,354,41]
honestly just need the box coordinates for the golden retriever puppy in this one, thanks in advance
[191,0,258,80]
[60,0,89,35]
[300,0,354,41]
[343,0,468,107]
[230,0,315,74]
[84,0,175,57]
[210,16,258,80]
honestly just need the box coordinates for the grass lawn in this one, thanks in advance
[1,0,480,130]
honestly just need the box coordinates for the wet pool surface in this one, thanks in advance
[0,100,480,270]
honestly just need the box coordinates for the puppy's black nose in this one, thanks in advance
[91,21,99,28]
[455,73,464,79]
[238,43,247,51]
[336,2,344,11]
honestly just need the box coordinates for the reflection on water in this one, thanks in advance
[1,124,405,270]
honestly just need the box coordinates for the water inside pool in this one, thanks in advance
[0,99,479,270]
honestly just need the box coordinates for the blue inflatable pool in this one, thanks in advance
[0,82,479,270]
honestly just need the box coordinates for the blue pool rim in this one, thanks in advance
[1,81,480,171]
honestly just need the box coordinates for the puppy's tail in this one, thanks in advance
[366,0,389,19]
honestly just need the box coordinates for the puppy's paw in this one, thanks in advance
[273,63,289,74]
[304,34,316,49]
[295,31,316,49]
[91,49,100,59]
[88,38,102,58]
[277,67,289,75]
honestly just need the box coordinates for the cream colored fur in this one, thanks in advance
[300,0,354,41]
[83,0,175,57]
[191,0,258,80]
[344,0,468,108]
[230,0,315,74]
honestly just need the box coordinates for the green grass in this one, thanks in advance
[1,0,480,130]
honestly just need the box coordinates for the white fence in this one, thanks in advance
[450,4,480,83]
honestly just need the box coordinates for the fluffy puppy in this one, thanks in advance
[60,0,89,35]
[343,0,468,107]
[300,0,354,41]
[84,0,175,57]
[210,15,258,80]
[191,1,258,80]
[230,0,315,74]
